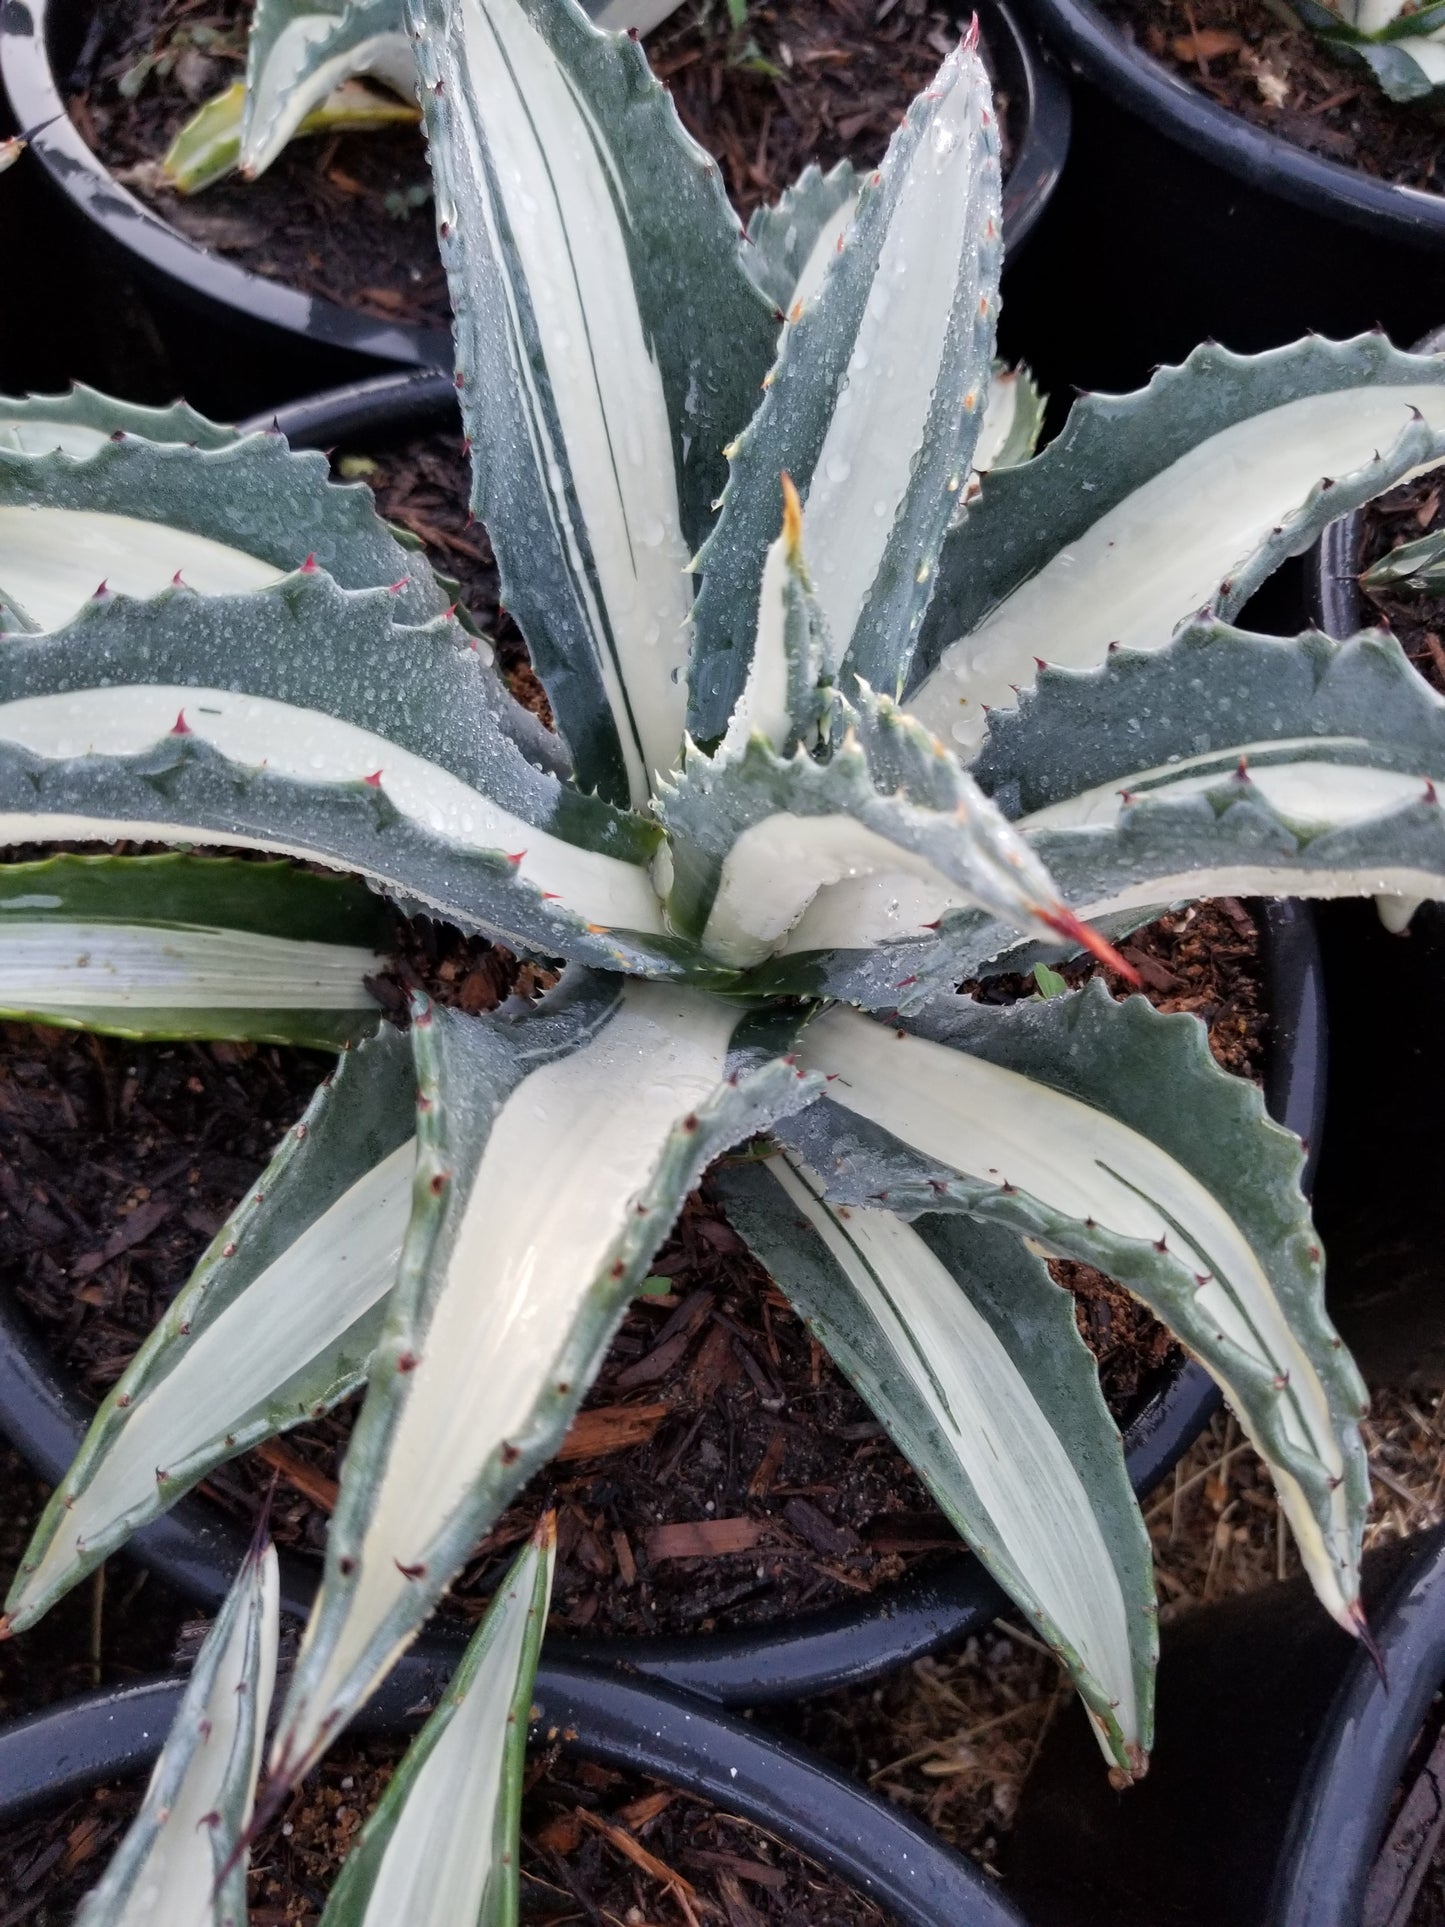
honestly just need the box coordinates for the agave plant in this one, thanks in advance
[6,0,1445,1807]
[1361,522,1445,595]
[74,1520,554,1926]
[75,1534,279,1927]
[164,0,688,192]
[1289,0,1445,101]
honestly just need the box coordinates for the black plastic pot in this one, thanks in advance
[0,1655,1026,1927]
[0,343,1329,1695]
[1007,1523,1445,1926]
[0,0,1069,420]
[997,0,1445,402]
[1301,322,1445,1389]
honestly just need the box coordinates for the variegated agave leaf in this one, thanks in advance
[744,158,862,312]
[719,1156,1155,1778]
[715,475,832,763]
[270,977,821,1780]
[906,335,1445,755]
[755,621,1445,1008]
[743,163,1035,511]
[0,397,556,771]
[690,29,1003,742]
[964,363,1045,504]
[239,0,418,184]
[5,1026,416,1634]
[407,0,778,810]
[1360,523,1445,595]
[165,77,421,196]
[0,407,457,632]
[318,1517,555,1927]
[0,853,386,1046]
[0,575,684,978]
[779,995,1370,1633]
[1291,0,1445,99]
[0,385,239,458]
[75,1539,279,1927]
[928,621,1445,993]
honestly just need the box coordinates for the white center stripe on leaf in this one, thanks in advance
[910,385,1445,750]
[786,194,858,313]
[800,1007,1342,1484]
[701,813,966,966]
[354,1560,535,1927]
[1023,759,1432,832]
[0,685,666,933]
[15,1144,414,1618]
[803,61,980,661]
[304,983,735,1717]
[774,1156,1134,1737]
[453,0,693,803]
[0,922,379,1009]
[0,507,283,633]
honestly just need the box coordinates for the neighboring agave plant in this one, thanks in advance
[1361,523,1445,595]
[1289,0,1445,101]
[74,1535,278,1927]
[6,0,1445,1805]
[74,1520,554,1925]
[164,0,688,192]
[318,1517,555,1927]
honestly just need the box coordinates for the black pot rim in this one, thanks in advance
[0,0,1068,372]
[0,1656,1027,1927]
[1307,321,1445,641]
[0,372,1328,1706]
[1271,1524,1445,1927]
[1013,0,1445,253]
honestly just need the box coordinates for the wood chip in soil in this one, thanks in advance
[67,0,1017,331]
[1357,474,1445,697]
[1095,0,1444,195]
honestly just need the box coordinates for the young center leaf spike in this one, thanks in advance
[317,1514,556,1927]
[74,1536,279,1927]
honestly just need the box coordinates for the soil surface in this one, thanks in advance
[0,1731,892,1926]
[1357,473,1445,697]
[1096,0,1444,196]
[67,0,1015,330]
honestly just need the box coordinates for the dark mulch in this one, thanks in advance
[0,1733,892,1926]
[1096,0,1444,196]
[1357,473,1445,697]
[0,1023,331,1401]
[68,0,1016,331]
[655,0,1016,221]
